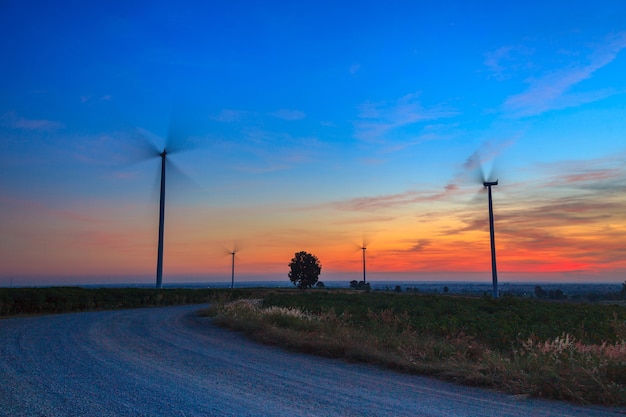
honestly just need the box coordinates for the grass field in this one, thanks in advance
[203,290,626,406]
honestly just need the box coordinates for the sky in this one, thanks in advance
[1,0,626,286]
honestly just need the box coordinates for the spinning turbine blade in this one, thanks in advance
[132,134,161,160]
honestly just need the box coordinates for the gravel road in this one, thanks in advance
[1,305,624,417]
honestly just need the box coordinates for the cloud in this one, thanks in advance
[328,183,460,213]
[325,141,520,215]
[269,109,306,120]
[1,111,63,131]
[434,157,626,272]
[502,32,626,117]
[79,95,113,105]
[358,157,387,165]
[225,128,323,173]
[404,239,431,253]
[211,109,248,122]
[533,157,626,189]
[354,93,458,144]
[329,215,397,225]
[484,45,534,81]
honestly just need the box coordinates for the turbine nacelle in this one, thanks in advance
[483,180,498,187]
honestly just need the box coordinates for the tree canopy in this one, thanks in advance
[288,251,322,290]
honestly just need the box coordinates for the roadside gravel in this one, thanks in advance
[0,305,623,416]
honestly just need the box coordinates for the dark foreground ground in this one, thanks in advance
[1,305,624,417]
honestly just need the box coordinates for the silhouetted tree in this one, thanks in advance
[316,281,325,288]
[534,285,547,299]
[394,285,402,293]
[443,286,449,293]
[288,251,321,290]
[349,280,359,289]
[621,280,626,295]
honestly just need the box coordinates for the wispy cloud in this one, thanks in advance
[436,157,626,272]
[213,108,306,123]
[533,157,626,189]
[0,195,103,225]
[226,128,323,173]
[484,45,534,81]
[392,239,432,253]
[269,109,306,120]
[210,109,249,122]
[328,185,458,213]
[327,141,517,214]
[354,92,458,144]
[80,95,112,104]
[349,63,361,75]
[329,215,397,225]
[502,32,626,117]
[1,111,63,131]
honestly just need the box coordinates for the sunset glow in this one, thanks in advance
[1,1,625,285]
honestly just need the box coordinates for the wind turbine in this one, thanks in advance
[483,179,498,298]
[226,243,240,289]
[467,144,504,298]
[132,125,193,289]
[357,237,370,284]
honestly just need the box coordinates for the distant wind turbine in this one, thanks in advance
[357,236,370,284]
[226,243,241,289]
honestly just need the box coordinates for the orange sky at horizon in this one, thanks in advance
[2,168,625,285]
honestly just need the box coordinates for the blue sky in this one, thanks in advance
[1,0,625,285]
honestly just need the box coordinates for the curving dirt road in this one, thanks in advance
[0,305,623,417]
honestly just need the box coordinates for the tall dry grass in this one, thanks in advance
[204,296,626,406]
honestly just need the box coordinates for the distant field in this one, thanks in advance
[0,287,261,316]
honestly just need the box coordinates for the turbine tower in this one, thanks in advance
[156,150,167,289]
[483,180,498,298]
[230,250,236,289]
[361,245,367,283]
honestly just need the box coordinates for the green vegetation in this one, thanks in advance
[0,287,260,316]
[349,280,371,291]
[204,291,626,406]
